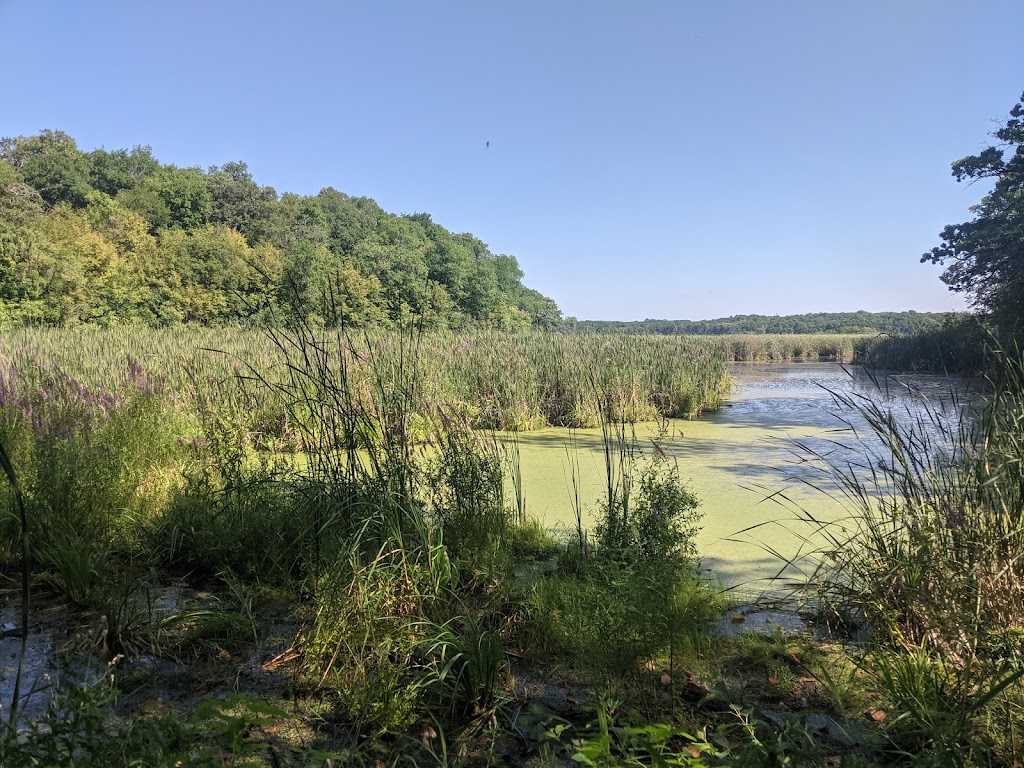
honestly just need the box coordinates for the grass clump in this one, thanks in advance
[790,345,1024,764]
[523,421,723,691]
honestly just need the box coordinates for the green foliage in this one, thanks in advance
[0,129,93,207]
[0,129,562,330]
[553,698,712,767]
[88,145,160,197]
[862,645,1024,764]
[527,554,721,681]
[922,90,1024,335]
[551,697,832,768]
[0,670,190,768]
[853,313,990,373]
[0,674,293,767]
[190,692,287,757]
[204,161,277,242]
[148,438,304,582]
[425,410,509,566]
[596,439,701,564]
[301,537,456,731]
[120,165,213,231]
[575,311,951,337]
[0,367,189,569]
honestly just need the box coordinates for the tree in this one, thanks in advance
[154,225,276,322]
[2,204,132,324]
[0,129,563,328]
[89,145,160,197]
[922,91,1024,333]
[264,193,326,251]
[205,162,277,243]
[120,166,212,232]
[0,130,93,207]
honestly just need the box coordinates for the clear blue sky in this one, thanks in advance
[2,1,1021,320]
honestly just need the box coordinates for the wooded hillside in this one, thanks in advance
[0,130,562,329]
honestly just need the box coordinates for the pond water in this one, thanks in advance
[513,363,967,594]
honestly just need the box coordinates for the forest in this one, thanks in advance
[572,311,951,336]
[0,130,561,330]
[0,130,967,340]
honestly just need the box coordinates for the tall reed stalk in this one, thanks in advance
[776,347,1024,762]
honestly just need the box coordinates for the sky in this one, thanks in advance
[1,1,1022,321]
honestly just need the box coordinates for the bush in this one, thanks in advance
[596,445,701,566]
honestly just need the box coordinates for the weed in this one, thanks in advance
[784,345,1024,764]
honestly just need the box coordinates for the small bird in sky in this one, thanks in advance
[486,140,490,149]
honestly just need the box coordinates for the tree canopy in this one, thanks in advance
[923,91,1024,334]
[0,131,561,330]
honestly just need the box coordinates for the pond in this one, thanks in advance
[513,362,967,593]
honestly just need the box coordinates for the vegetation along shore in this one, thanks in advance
[0,88,1023,766]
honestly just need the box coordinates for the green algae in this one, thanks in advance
[511,417,845,591]
[510,364,873,591]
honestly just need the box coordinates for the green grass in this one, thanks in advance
[4,323,1015,766]
[783,345,1024,764]
[717,334,863,362]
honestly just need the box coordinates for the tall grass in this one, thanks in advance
[0,328,731,440]
[0,328,873,443]
[717,333,862,362]
[853,316,990,374]
[788,347,1024,762]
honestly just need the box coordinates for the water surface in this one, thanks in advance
[515,363,966,592]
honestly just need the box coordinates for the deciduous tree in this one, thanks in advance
[922,91,1024,332]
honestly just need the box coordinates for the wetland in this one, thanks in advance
[0,328,1003,767]
[514,362,969,589]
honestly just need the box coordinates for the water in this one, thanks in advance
[0,591,58,725]
[514,362,968,592]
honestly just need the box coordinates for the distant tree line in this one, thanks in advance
[569,311,954,336]
[0,130,562,329]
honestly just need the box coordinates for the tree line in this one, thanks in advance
[570,311,953,336]
[5,87,1018,336]
[0,130,562,329]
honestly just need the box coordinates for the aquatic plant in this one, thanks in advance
[785,346,1024,763]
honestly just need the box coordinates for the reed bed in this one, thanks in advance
[852,318,989,374]
[716,333,862,362]
[0,328,733,439]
